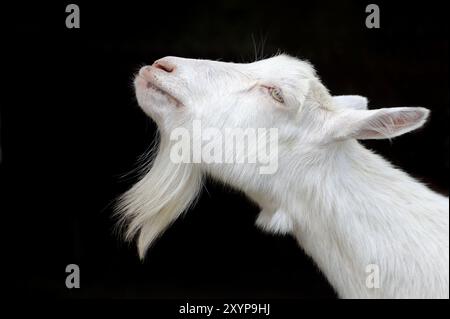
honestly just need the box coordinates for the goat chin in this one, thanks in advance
[116,136,202,259]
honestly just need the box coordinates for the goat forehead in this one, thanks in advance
[185,55,312,74]
[259,56,311,74]
[171,56,316,91]
[243,59,314,87]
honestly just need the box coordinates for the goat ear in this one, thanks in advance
[334,107,430,140]
[332,95,368,110]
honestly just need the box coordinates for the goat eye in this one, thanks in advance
[269,87,284,103]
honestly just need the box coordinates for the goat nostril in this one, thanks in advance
[153,60,175,73]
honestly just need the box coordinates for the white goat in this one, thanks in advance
[117,54,449,298]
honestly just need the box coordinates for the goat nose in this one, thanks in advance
[152,59,175,73]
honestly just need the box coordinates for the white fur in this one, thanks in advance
[118,54,449,298]
[333,95,368,110]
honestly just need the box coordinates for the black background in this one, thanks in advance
[3,0,448,299]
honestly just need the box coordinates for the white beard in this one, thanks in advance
[116,134,203,259]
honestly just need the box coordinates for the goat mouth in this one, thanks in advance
[137,76,183,107]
